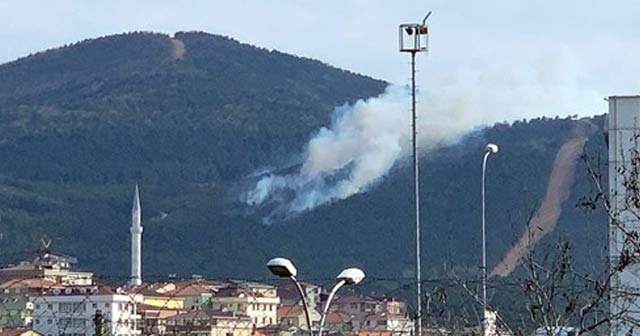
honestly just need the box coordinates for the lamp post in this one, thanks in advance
[267,257,312,332]
[399,12,431,336]
[318,268,365,336]
[266,258,365,336]
[481,143,498,333]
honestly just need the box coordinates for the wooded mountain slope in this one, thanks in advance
[0,32,607,285]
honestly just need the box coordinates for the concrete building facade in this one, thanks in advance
[164,309,252,336]
[31,286,142,336]
[209,283,279,327]
[607,96,640,336]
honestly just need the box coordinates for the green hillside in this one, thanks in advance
[0,32,607,289]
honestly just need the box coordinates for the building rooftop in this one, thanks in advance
[324,311,353,324]
[138,280,221,297]
[607,95,640,99]
[0,251,92,280]
[137,303,182,319]
[0,327,40,336]
[167,309,251,321]
[277,304,307,318]
[213,284,277,298]
[361,312,411,323]
[40,285,120,297]
[213,286,253,298]
[227,279,275,289]
[0,278,58,290]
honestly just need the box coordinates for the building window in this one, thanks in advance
[47,304,53,309]
[60,302,85,313]
[35,304,40,309]
[47,319,52,324]
[35,319,40,325]
[93,303,98,309]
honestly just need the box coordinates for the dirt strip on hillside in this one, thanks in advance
[490,134,589,277]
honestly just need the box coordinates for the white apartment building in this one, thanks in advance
[209,283,279,327]
[31,286,143,336]
[607,95,640,336]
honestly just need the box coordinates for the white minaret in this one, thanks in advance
[130,184,142,286]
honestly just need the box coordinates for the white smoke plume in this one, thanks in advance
[244,47,603,219]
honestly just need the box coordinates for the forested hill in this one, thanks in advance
[0,32,386,184]
[0,32,607,283]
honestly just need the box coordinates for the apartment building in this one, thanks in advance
[209,282,279,327]
[31,286,142,336]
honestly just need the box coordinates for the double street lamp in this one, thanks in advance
[267,257,365,336]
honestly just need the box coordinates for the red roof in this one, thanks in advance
[137,303,182,319]
[277,305,306,318]
[324,311,352,324]
[0,327,40,336]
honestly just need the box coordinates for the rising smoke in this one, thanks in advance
[243,48,602,221]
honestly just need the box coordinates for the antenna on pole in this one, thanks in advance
[422,12,432,25]
[41,235,52,251]
[399,12,431,336]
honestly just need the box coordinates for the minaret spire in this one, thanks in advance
[130,184,142,286]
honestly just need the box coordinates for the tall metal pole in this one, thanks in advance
[400,17,430,336]
[481,143,498,335]
[411,50,422,336]
[481,151,490,318]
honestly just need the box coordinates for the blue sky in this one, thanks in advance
[1,0,639,117]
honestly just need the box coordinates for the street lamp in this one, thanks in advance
[318,268,365,336]
[266,257,312,332]
[266,258,365,336]
[481,143,498,333]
